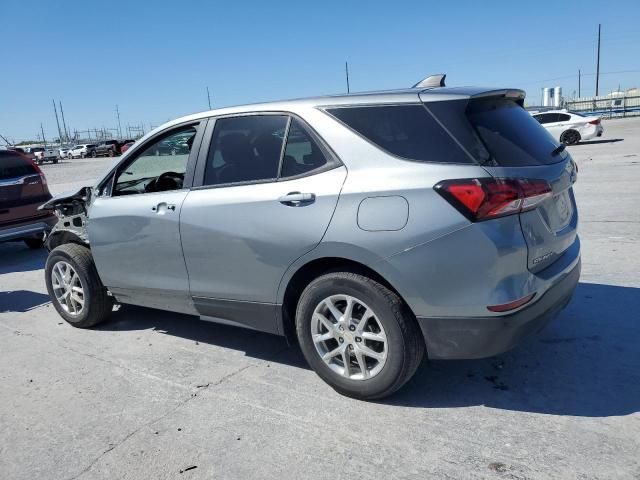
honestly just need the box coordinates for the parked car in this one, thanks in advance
[92,140,120,157]
[7,146,36,163]
[68,144,96,159]
[120,141,135,154]
[530,109,603,145]
[32,146,59,164]
[58,147,71,159]
[41,78,580,399]
[0,150,56,248]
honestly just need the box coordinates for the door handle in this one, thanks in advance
[152,203,177,213]
[278,192,316,206]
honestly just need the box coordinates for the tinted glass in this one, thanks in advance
[327,105,473,164]
[204,115,287,186]
[281,119,328,177]
[114,126,197,195]
[0,152,36,180]
[533,113,554,124]
[467,99,563,166]
[558,113,571,121]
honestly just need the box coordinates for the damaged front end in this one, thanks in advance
[39,186,93,251]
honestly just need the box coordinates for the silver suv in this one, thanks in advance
[42,77,580,399]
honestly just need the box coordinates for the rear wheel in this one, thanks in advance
[45,244,113,328]
[108,149,114,157]
[561,129,581,145]
[295,272,425,400]
[91,151,97,158]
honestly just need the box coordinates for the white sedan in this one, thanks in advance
[530,110,604,145]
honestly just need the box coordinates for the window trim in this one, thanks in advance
[191,111,343,191]
[97,119,206,198]
[320,103,479,166]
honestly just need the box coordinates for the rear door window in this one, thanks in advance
[466,99,563,166]
[280,119,329,177]
[326,105,474,164]
[0,152,36,180]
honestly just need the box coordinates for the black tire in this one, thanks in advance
[24,237,44,249]
[561,129,581,145]
[53,159,59,164]
[295,272,425,400]
[81,153,85,158]
[91,151,97,158]
[108,149,114,157]
[45,243,113,328]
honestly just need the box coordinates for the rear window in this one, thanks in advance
[326,105,474,164]
[0,152,36,180]
[466,99,564,166]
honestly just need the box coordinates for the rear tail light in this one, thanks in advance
[17,151,47,185]
[435,178,552,222]
[589,118,601,125]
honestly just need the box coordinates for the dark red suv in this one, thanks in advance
[0,150,57,248]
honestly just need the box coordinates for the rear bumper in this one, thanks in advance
[417,257,581,359]
[0,216,57,242]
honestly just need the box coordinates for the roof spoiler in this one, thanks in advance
[413,73,446,89]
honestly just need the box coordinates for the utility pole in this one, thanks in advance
[53,100,63,144]
[206,86,212,109]
[578,69,581,97]
[115,105,123,139]
[40,123,47,146]
[59,101,69,143]
[345,61,350,93]
[595,23,601,96]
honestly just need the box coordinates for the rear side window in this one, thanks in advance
[326,105,474,164]
[467,99,563,166]
[204,115,288,186]
[0,152,36,180]
[281,119,329,177]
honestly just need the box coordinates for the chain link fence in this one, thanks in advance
[564,94,640,119]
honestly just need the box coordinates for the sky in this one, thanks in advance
[1,0,639,142]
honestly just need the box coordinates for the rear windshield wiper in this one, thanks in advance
[551,144,566,156]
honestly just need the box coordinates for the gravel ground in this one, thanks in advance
[1,118,639,479]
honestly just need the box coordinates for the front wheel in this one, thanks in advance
[91,151,97,158]
[45,244,114,328]
[296,272,425,400]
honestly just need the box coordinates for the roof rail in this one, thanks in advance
[413,73,446,89]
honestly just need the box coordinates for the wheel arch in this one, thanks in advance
[278,254,413,345]
[45,230,89,252]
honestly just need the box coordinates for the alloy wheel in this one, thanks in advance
[311,294,388,380]
[51,261,85,316]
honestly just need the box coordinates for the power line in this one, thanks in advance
[518,69,640,87]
